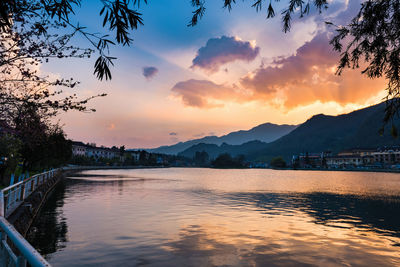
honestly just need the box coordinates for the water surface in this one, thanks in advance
[28,168,400,266]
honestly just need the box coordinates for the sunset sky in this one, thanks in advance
[44,0,386,148]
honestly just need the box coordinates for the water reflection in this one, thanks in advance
[27,180,68,256]
[28,169,400,266]
[217,191,400,238]
[300,193,400,238]
[163,223,398,267]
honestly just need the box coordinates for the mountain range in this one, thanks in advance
[147,123,297,155]
[178,102,400,161]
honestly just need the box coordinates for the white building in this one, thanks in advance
[326,155,363,168]
[72,141,87,156]
[72,141,120,160]
[129,151,140,162]
[372,147,400,164]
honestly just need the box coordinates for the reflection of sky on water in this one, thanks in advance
[28,168,400,266]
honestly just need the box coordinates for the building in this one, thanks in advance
[293,147,400,169]
[326,155,363,168]
[326,148,377,168]
[86,146,120,159]
[337,148,376,157]
[72,141,87,156]
[372,146,400,165]
[129,151,141,162]
[292,151,331,168]
[72,141,121,160]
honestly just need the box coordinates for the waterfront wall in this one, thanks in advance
[63,165,167,171]
[7,171,63,237]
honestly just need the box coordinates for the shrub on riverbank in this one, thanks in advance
[270,157,287,169]
[212,153,246,168]
[0,127,72,185]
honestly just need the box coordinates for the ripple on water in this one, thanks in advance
[27,168,400,266]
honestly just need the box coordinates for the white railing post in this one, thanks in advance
[27,181,31,196]
[0,191,4,217]
[0,217,51,267]
[1,168,60,219]
[32,177,36,192]
[21,183,26,202]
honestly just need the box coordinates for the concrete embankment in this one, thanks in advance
[7,171,64,237]
[64,165,167,170]
[285,167,400,173]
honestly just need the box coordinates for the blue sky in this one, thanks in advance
[42,0,386,148]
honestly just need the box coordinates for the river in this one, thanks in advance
[27,168,400,266]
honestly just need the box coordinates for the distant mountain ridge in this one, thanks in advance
[147,123,297,155]
[178,140,268,159]
[178,102,400,161]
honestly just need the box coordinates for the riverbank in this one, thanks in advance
[7,170,63,237]
[274,167,400,174]
[64,165,400,174]
[63,165,169,171]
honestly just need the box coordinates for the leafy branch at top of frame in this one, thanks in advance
[188,0,329,32]
[1,0,147,81]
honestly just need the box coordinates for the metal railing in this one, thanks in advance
[0,169,57,267]
[0,217,50,267]
[0,170,56,218]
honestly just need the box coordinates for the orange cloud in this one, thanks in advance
[172,32,386,110]
[171,79,251,108]
[241,32,386,109]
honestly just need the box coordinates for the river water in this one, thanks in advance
[27,168,400,266]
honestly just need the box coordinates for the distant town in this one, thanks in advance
[292,147,400,170]
[70,141,400,171]
[70,141,181,167]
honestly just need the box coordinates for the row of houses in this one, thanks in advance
[72,141,124,160]
[292,146,400,169]
[71,141,171,165]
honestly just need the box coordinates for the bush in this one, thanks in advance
[0,134,21,185]
[212,153,246,168]
[270,157,287,168]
